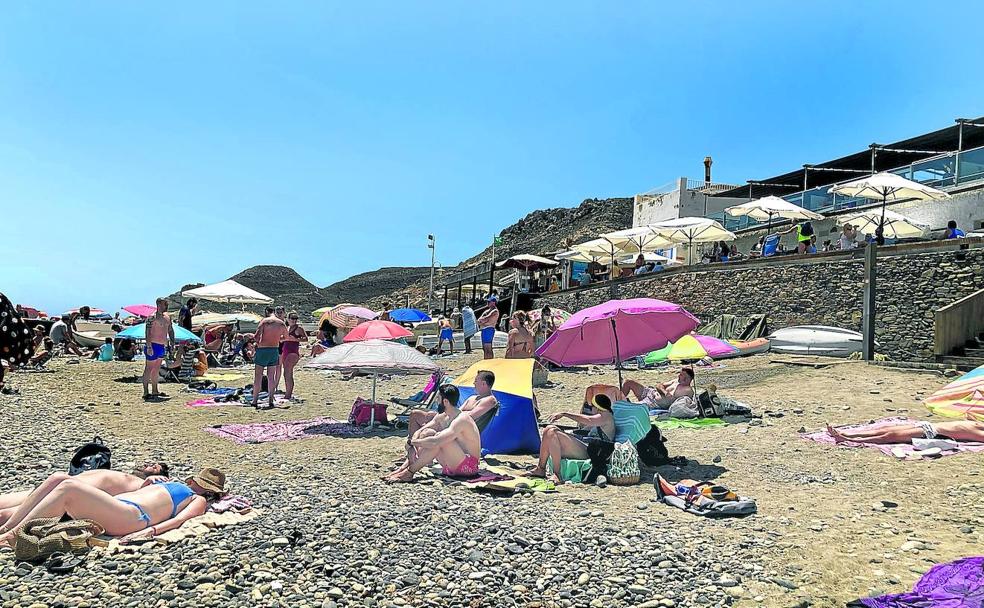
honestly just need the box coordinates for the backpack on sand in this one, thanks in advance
[68,436,111,476]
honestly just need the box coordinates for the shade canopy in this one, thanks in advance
[191,312,262,329]
[115,322,203,343]
[306,339,438,375]
[599,226,675,255]
[122,304,156,317]
[829,171,950,203]
[343,320,414,342]
[182,280,273,304]
[617,251,678,265]
[495,254,559,271]
[838,209,929,240]
[725,196,824,222]
[555,249,614,264]
[535,298,699,368]
[650,217,737,244]
[388,308,431,323]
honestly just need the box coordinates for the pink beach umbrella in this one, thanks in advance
[122,304,157,318]
[343,320,414,343]
[535,298,699,384]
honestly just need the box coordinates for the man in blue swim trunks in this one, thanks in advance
[142,297,175,401]
[252,307,288,410]
[477,299,500,360]
[436,316,455,355]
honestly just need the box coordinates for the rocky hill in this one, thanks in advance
[169,197,632,314]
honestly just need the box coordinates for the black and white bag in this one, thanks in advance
[68,437,111,476]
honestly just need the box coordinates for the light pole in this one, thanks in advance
[427,234,436,314]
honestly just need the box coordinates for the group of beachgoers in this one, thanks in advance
[383,366,697,485]
[434,298,560,362]
[141,298,307,409]
[0,464,226,548]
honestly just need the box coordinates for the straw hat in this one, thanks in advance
[186,468,226,493]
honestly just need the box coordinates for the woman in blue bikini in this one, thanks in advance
[0,468,226,547]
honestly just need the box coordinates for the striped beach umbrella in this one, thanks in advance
[925,365,984,421]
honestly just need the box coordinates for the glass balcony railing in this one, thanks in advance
[705,144,984,233]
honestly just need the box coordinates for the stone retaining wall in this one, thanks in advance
[537,248,984,361]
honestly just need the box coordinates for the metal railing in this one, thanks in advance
[708,143,984,232]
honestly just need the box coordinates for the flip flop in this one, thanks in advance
[45,551,87,574]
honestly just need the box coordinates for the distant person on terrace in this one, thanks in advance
[781,220,814,254]
[839,223,858,250]
[945,220,966,239]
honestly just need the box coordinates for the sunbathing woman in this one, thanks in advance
[0,468,225,547]
[282,311,307,400]
[524,394,617,484]
[827,419,984,444]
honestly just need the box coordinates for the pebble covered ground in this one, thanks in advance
[1,353,980,607]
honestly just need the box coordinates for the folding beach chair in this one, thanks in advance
[390,371,445,427]
[761,234,780,257]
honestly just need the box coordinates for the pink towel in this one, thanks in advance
[801,417,984,458]
[186,398,221,408]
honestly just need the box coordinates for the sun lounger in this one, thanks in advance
[390,372,444,425]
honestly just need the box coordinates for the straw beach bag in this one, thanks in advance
[12,518,104,562]
[606,441,641,486]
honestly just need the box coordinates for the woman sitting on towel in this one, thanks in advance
[0,468,226,548]
[524,394,617,484]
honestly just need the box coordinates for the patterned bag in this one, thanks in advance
[606,441,641,486]
[12,518,104,562]
[0,293,34,368]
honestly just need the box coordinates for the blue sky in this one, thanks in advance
[3,1,982,315]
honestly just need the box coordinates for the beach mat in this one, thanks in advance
[205,417,365,444]
[802,417,984,459]
[850,556,984,607]
[424,464,556,494]
[96,509,261,552]
[200,372,246,382]
[652,417,727,430]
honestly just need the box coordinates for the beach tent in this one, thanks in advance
[643,343,673,366]
[699,314,769,341]
[455,359,541,456]
[115,323,203,343]
[182,280,272,304]
[925,364,984,421]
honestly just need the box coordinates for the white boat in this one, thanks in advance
[767,326,864,358]
[416,330,509,350]
[74,330,107,348]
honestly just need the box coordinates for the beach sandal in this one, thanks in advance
[45,551,87,574]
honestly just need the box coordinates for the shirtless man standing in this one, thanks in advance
[402,370,498,460]
[385,385,482,483]
[252,306,288,409]
[0,462,169,533]
[477,299,500,360]
[621,367,695,409]
[143,297,175,401]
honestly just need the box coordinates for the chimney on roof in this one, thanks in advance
[703,156,713,185]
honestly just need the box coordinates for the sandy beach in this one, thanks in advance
[0,352,977,607]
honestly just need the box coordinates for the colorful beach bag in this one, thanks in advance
[606,441,641,486]
[348,398,387,426]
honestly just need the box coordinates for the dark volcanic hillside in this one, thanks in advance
[169,197,632,314]
[461,197,633,265]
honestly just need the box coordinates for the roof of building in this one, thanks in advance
[713,116,984,199]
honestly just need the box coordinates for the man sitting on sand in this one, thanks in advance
[827,419,984,444]
[0,462,169,533]
[621,368,695,408]
[403,370,498,456]
[252,307,288,409]
[385,385,482,483]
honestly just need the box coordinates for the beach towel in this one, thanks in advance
[547,457,592,483]
[96,509,261,552]
[802,417,984,459]
[850,556,984,607]
[186,398,222,408]
[205,417,365,444]
[652,417,727,430]
[200,372,246,382]
[461,307,477,339]
[613,401,651,444]
[196,387,236,396]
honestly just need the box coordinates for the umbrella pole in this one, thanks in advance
[370,374,377,427]
[611,318,623,388]
[878,194,887,246]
